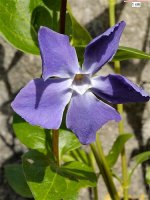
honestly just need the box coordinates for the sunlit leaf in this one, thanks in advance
[23,150,97,200]
[68,7,91,46]
[75,46,85,64]
[13,114,81,158]
[59,129,81,158]
[0,0,57,54]
[129,151,150,180]
[113,46,150,61]
[106,133,133,167]
[13,114,50,151]
[0,0,91,55]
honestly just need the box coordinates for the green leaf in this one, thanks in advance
[5,164,32,198]
[23,150,97,200]
[68,8,91,46]
[67,8,91,64]
[59,129,81,158]
[129,151,150,180]
[69,148,91,166]
[13,114,81,158]
[0,0,47,54]
[0,0,91,55]
[146,167,150,185]
[75,46,85,64]
[0,0,63,54]
[106,133,133,168]
[112,46,150,61]
[13,114,51,151]
[133,151,150,164]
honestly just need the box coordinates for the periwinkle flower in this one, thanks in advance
[11,21,149,144]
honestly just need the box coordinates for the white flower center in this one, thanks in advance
[71,74,92,95]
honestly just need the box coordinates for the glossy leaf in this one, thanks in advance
[113,46,150,61]
[0,0,64,54]
[75,45,150,64]
[106,133,133,167]
[13,114,50,151]
[68,7,91,46]
[0,0,50,54]
[0,0,91,55]
[68,8,91,64]
[13,114,81,158]
[5,164,32,198]
[59,129,81,158]
[75,46,85,64]
[23,150,97,200]
[133,151,150,164]
[129,151,150,180]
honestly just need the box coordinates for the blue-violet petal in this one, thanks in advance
[38,27,80,80]
[11,78,72,129]
[83,21,126,74]
[66,91,121,144]
[91,74,150,104]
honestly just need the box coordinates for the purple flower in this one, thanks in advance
[11,21,149,144]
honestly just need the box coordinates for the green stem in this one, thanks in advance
[88,151,99,200]
[108,1,129,199]
[114,60,121,74]
[117,104,129,200]
[91,134,120,200]
[108,0,116,26]
[93,187,98,200]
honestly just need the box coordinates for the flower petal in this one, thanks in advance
[11,78,72,129]
[83,21,126,74]
[91,74,150,104]
[66,92,121,144]
[38,27,80,80]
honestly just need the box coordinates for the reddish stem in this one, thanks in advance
[59,0,67,34]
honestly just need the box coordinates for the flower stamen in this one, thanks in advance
[71,73,92,95]
[74,74,84,81]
